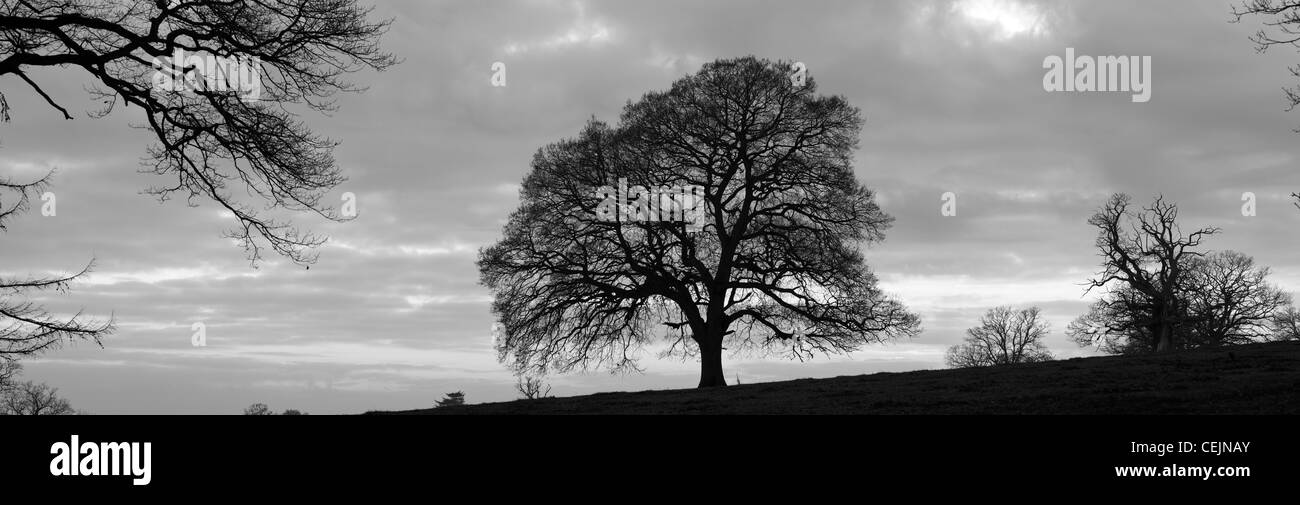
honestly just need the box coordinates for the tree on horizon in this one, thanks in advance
[1069,194,1217,353]
[478,57,920,388]
[946,306,1053,368]
[435,391,465,407]
[1068,194,1295,353]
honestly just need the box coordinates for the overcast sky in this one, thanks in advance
[4,0,1300,413]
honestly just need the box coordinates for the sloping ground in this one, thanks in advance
[373,341,1300,414]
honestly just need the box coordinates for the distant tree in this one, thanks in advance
[1071,248,1293,353]
[1,174,114,360]
[242,403,273,416]
[0,0,397,265]
[0,359,20,385]
[435,391,465,407]
[515,375,552,400]
[1,380,75,415]
[1069,194,1218,353]
[1181,251,1291,347]
[946,306,1053,368]
[1270,304,1300,341]
[479,57,920,388]
[281,409,306,416]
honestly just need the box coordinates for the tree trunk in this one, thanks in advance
[697,338,727,388]
[1154,324,1174,353]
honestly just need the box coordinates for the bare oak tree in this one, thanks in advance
[1270,304,1300,340]
[1182,251,1291,347]
[479,57,920,388]
[0,0,396,265]
[1069,194,1217,353]
[1,173,113,359]
[946,306,1053,368]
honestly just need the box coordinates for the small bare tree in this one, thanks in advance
[946,306,1053,368]
[515,375,552,400]
[1,380,75,415]
[1271,305,1300,341]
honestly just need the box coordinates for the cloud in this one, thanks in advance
[949,0,1053,40]
[502,1,615,56]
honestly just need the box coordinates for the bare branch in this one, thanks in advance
[0,0,397,265]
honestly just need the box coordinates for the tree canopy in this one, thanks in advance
[479,57,919,387]
[947,306,1053,368]
[1068,194,1294,354]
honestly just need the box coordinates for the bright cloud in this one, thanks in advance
[503,0,614,55]
[951,0,1050,39]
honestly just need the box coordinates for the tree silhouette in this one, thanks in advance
[435,391,464,407]
[946,306,1053,368]
[1181,251,1291,347]
[1,173,113,359]
[1,379,75,415]
[1070,194,1218,353]
[479,57,920,388]
[242,403,273,415]
[0,0,396,265]
[1071,251,1292,353]
[1270,305,1300,341]
[515,375,551,400]
[1068,195,1293,353]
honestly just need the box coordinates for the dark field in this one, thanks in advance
[374,340,1300,415]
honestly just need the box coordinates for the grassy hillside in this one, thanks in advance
[373,340,1300,415]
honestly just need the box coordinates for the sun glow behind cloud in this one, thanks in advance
[951,0,1049,40]
[503,1,614,55]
